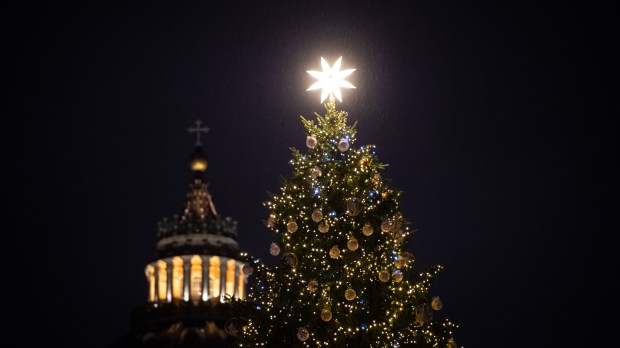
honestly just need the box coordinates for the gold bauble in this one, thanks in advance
[282,252,298,268]
[307,279,319,293]
[297,327,309,341]
[287,219,298,233]
[269,242,281,256]
[447,338,457,348]
[381,219,394,233]
[392,270,403,282]
[329,245,340,259]
[345,197,361,216]
[347,237,359,251]
[394,258,404,269]
[318,220,329,233]
[362,223,373,236]
[378,270,390,282]
[306,135,317,149]
[344,287,356,301]
[311,167,322,180]
[320,308,332,322]
[242,263,253,275]
[431,296,443,311]
[311,208,323,222]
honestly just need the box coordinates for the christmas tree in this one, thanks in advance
[232,57,458,347]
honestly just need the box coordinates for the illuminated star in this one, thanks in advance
[307,57,356,103]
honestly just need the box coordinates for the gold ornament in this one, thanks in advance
[311,208,323,222]
[318,220,329,233]
[344,286,356,301]
[415,303,433,325]
[282,252,298,268]
[378,270,390,282]
[297,327,309,342]
[362,223,373,236]
[242,263,253,275]
[381,219,394,233]
[267,213,276,228]
[311,167,322,180]
[306,135,317,149]
[392,270,403,282]
[338,138,350,152]
[446,338,457,348]
[431,296,443,311]
[287,219,298,233]
[345,197,361,216]
[269,242,281,256]
[307,279,319,293]
[329,245,340,259]
[320,308,332,322]
[372,173,381,187]
[360,155,369,164]
[347,237,359,251]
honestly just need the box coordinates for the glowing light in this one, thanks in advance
[307,57,356,102]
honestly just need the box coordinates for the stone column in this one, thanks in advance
[202,256,209,302]
[220,257,227,302]
[166,258,172,303]
[153,262,159,303]
[232,260,239,299]
[183,256,191,302]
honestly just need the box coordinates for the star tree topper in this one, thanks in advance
[307,56,356,103]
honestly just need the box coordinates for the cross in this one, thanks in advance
[188,120,210,146]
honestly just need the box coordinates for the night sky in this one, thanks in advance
[8,1,612,347]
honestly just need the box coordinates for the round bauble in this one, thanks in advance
[307,279,319,293]
[347,237,359,251]
[345,197,361,216]
[329,245,340,259]
[318,220,329,233]
[431,296,443,311]
[378,270,390,282]
[282,252,298,268]
[415,303,433,324]
[338,138,350,152]
[381,219,394,233]
[287,219,298,233]
[306,135,317,149]
[242,263,253,275]
[362,223,373,236]
[311,208,323,222]
[344,287,357,301]
[311,167,322,180]
[297,327,309,341]
[269,242,281,256]
[321,308,332,322]
[392,270,403,282]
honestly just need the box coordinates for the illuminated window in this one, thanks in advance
[157,260,167,301]
[146,265,155,302]
[190,255,202,304]
[209,256,220,301]
[225,259,236,298]
[172,256,184,301]
[237,263,245,300]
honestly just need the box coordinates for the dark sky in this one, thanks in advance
[7,1,613,347]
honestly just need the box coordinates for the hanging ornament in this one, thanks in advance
[311,208,323,222]
[360,155,369,165]
[372,173,381,187]
[329,245,340,259]
[415,303,433,325]
[431,296,443,311]
[282,252,298,268]
[347,237,359,251]
[446,338,457,348]
[297,327,309,342]
[381,219,394,233]
[344,286,357,301]
[394,257,405,269]
[345,197,361,216]
[307,279,319,293]
[242,263,253,275]
[401,252,414,262]
[338,138,350,152]
[392,270,403,282]
[378,270,390,282]
[306,135,317,149]
[225,319,240,336]
[318,220,329,233]
[311,167,322,180]
[269,242,281,256]
[267,213,276,228]
[287,219,298,233]
[362,223,373,236]
[321,308,333,322]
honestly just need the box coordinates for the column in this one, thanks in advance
[183,256,191,302]
[166,259,172,302]
[202,256,209,302]
[232,260,239,299]
[220,257,227,302]
[153,263,159,303]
